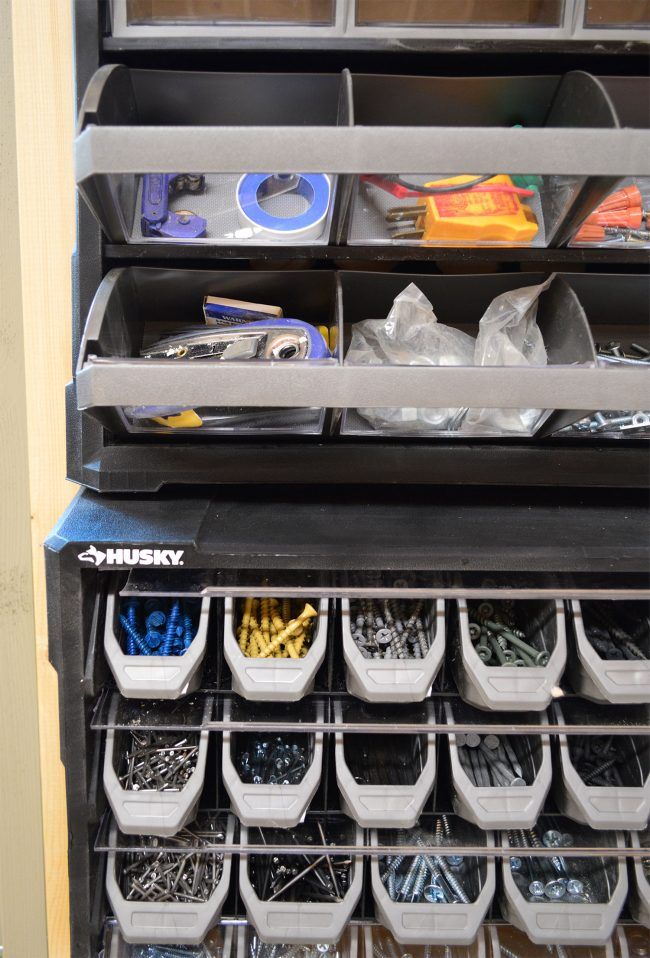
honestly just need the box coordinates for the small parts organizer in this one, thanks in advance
[57,549,649,954]
[48,2,650,956]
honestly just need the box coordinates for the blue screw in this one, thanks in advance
[146,609,166,630]
[145,629,163,651]
[161,601,181,655]
[124,599,139,654]
[183,612,194,650]
[119,614,150,655]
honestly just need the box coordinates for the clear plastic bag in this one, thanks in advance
[461,277,550,436]
[345,283,475,433]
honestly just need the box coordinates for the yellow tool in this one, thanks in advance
[387,175,538,244]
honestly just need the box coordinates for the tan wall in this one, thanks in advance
[1,0,75,955]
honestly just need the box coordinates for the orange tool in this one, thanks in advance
[387,174,539,244]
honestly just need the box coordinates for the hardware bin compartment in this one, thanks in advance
[105,815,235,945]
[444,700,552,830]
[353,0,566,28]
[338,271,597,440]
[363,926,487,958]
[553,701,650,830]
[488,923,620,958]
[75,65,350,245]
[104,584,211,699]
[104,919,235,957]
[237,924,359,958]
[222,698,324,827]
[341,597,445,701]
[238,822,364,945]
[499,828,628,946]
[370,823,496,946]
[452,598,567,711]
[345,72,619,249]
[630,830,650,928]
[111,0,340,34]
[334,700,437,828]
[75,267,339,437]
[103,707,210,836]
[568,599,650,703]
[224,597,329,701]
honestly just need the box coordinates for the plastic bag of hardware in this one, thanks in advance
[461,277,551,436]
[346,283,476,432]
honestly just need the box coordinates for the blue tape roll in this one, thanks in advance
[236,173,331,241]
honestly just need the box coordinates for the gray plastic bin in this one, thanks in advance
[237,924,359,958]
[222,699,324,828]
[224,597,328,702]
[105,919,235,957]
[553,702,650,830]
[76,267,339,439]
[453,599,566,711]
[444,701,552,830]
[104,587,210,699]
[341,598,445,702]
[569,600,650,704]
[370,829,496,946]
[103,706,209,836]
[75,66,350,246]
[363,925,487,957]
[238,823,364,945]
[499,829,628,946]
[488,923,618,958]
[630,830,650,929]
[334,700,436,828]
[105,817,234,945]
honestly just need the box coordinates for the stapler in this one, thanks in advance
[141,173,207,238]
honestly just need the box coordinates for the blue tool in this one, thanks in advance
[236,173,331,242]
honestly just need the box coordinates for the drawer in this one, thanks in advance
[76,267,339,437]
[553,701,650,830]
[370,820,496,946]
[345,72,625,250]
[75,65,351,245]
[445,699,552,830]
[451,598,567,711]
[499,827,628,946]
[339,271,598,439]
[109,0,346,37]
[568,598,650,703]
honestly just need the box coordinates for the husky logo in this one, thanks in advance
[77,545,184,567]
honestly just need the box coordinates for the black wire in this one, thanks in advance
[390,174,497,194]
